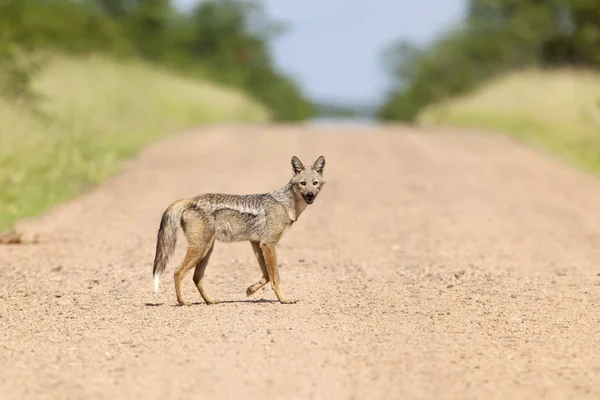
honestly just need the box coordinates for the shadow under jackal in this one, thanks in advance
[152,155,326,305]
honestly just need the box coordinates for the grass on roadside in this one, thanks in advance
[0,54,270,231]
[418,68,600,174]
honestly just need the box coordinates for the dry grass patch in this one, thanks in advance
[419,68,600,174]
[0,55,270,231]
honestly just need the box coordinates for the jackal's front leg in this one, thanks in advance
[260,243,297,304]
[247,241,270,297]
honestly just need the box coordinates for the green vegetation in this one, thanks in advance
[419,69,600,173]
[0,0,315,121]
[378,0,600,122]
[378,0,600,174]
[0,55,269,231]
[0,0,315,231]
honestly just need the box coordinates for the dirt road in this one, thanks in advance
[1,124,600,400]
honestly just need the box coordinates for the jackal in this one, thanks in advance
[152,155,326,305]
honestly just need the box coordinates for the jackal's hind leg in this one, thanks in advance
[246,241,270,297]
[174,247,203,306]
[175,212,214,306]
[193,239,219,305]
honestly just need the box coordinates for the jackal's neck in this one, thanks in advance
[272,181,308,222]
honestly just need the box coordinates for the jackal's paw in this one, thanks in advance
[177,301,190,307]
[279,298,298,305]
[205,298,220,305]
[246,286,256,297]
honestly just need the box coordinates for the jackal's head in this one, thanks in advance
[290,155,326,205]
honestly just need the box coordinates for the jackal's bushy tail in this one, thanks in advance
[152,198,192,294]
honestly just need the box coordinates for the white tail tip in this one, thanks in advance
[153,274,160,295]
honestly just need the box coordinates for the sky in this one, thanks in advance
[173,0,467,106]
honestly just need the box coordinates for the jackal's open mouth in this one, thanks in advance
[303,194,315,204]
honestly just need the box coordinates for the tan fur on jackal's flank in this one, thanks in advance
[151,156,326,305]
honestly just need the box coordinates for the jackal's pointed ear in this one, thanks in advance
[312,156,325,175]
[291,156,305,175]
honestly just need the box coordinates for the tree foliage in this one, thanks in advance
[0,0,315,121]
[378,0,600,122]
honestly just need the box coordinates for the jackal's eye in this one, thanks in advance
[313,181,319,186]
[300,181,306,186]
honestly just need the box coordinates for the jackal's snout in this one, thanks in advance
[303,192,315,204]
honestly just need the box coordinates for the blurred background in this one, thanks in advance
[0,0,599,232]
